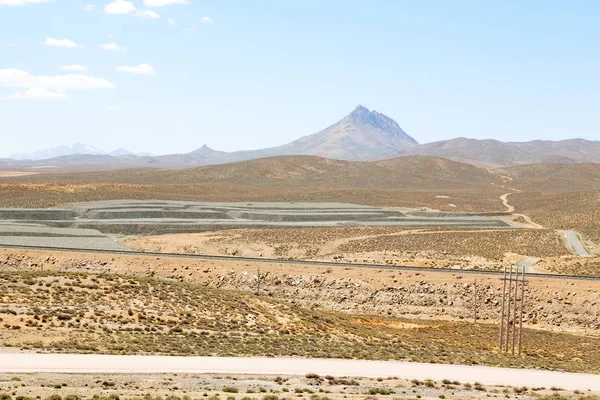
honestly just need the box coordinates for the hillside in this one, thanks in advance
[495,162,600,192]
[1,269,600,372]
[0,155,507,211]
[397,138,600,167]
[11,155,501,190]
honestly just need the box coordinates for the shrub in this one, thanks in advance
[223,388,239,394]
[367,388,394,395]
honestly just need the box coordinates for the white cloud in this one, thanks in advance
[9,88,70,101]
[105,0,135,14]
[143,0,187,7]
[168,17,175,25]
[0,0,49,6]
[83,4,94,11]
[60,64,87,72]
[136,9,160,19]
[100,42,127,51]
[44,37,83,48]
[0,68,114,101]
[116,64,155,75]
[200,16,213,23]
[106,105,124,111]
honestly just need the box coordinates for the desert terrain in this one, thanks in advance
[0,155,598,392]
[1,370,597,400]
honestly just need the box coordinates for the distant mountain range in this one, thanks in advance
[9,143,146,161]
[2,105,599,171]
[395,137,600,167]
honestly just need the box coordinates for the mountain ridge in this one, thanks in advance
[2,105,600,171]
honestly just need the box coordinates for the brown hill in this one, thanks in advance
[396,138,600,167]
[1,156,506,211]
[495,163,600,192]
[13,155,501,191]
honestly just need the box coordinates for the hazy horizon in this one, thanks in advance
[2,1,599,157]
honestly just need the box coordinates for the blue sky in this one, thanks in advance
[1,0,599,157]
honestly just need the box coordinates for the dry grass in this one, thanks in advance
[0,156,508,211]
[126,227,570,268]
[0,182,505,212]
[1,271,600,373]
[510,191,600,244]
[0,373,595,400]
[336,228,569,260]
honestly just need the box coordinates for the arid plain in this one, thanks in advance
[0,156,599,399]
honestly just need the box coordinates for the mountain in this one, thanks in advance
[168,105,418,164]
[10,143,139,162]
[11,143,106,160]
[395,138,600,167]
[2,106,600,172]
[266,105,418,160]
[108,148,135,157]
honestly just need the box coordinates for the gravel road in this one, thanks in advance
[563,230,595,257]
[1,354,599,391]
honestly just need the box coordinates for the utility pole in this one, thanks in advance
[498,265,527,356]
[505,265,513,352]
[519,267,525,356]
[499,266,507,349]
[256,266,260,296]
[473,279,477,323]
[512,265,519,355]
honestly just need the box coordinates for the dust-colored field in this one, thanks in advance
[495,163,600,192]
[1,248,599,333]
[0,172,38,178]
[0,182,504,212]
[509,191,600,246]
[1,270,600,373]
[124,227,570,270]
[1,372,592,400]
[0,157,510,212]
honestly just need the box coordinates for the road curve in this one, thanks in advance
[1,354,599,391]
[562,230,595,257]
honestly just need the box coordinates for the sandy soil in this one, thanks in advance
[0,172,38,178]
[0,371,591,400]
[2,354,600,391]
[122,226,592,274]
[1,248,599,333]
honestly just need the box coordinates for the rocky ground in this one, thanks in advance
[0,372,594,400]
[122,226,597,274]
[1,248,598,333]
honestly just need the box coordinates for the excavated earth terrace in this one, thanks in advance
[0,200,512,251]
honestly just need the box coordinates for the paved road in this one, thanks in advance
[1,354,599,391]
[563,230,595,257]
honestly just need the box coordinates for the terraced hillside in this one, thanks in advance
[0,156,509,212]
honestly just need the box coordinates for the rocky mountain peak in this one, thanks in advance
[348,105,418,144]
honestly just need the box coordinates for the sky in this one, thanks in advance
[1,0,599,157]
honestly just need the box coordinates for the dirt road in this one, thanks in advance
[563,230,595,257]
[1,353,599,390]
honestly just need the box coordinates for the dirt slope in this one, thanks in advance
[4,156,502,189]
[494,163,600,192]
